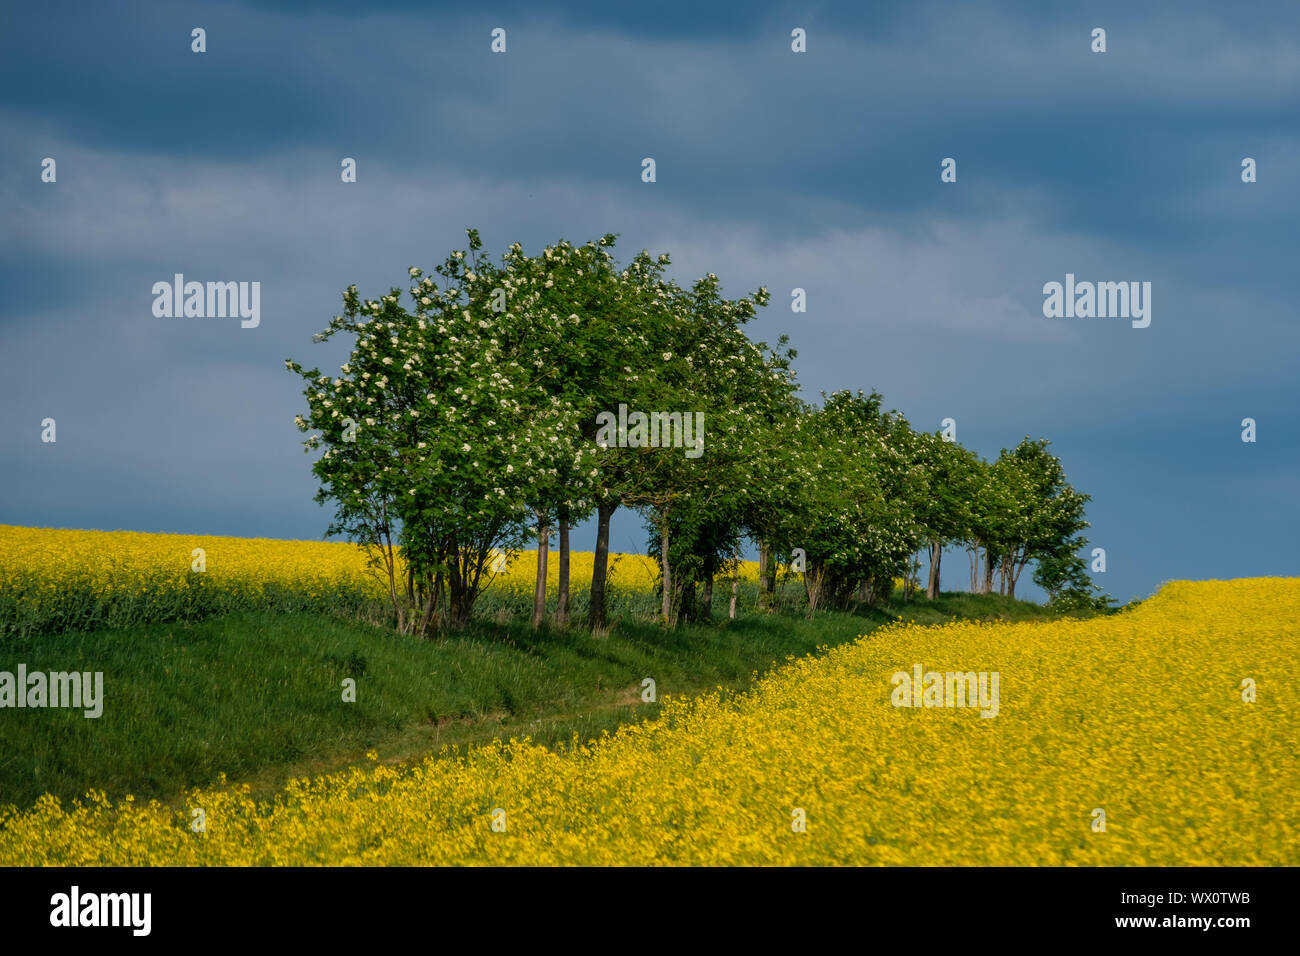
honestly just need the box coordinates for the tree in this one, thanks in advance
[986,438,1091,600]
[766,391,926,615]
[618,271,791,626]
[288,229,563,632]
[965,455,1013,595]
[1034,538,1113,610]
[495,236,620,629]
[578,248,680,630]
[911,435,980,599]
[636,273,798,625]
[290,230,1105,634]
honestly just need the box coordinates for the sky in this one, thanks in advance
[2,0,1298,604]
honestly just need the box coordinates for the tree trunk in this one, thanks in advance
[588,499,616,630]
[681,581,696,623]
[532,511,549,630]
[1009,557,1029,600]
[982,547,995,594]
[406,566,416,621]
[554,511,570,628]
[448,557,475,629]
[757,539,773,610]
[659,516,672,626]
[927,539,942,599]
[452,591,474,629]
[700,574,713,619]
[804,565,825,617]
[729,563,738,619]
[416,571,441,637]
[1003,554,1019,599]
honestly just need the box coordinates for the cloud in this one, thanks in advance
[3,0,1299,601]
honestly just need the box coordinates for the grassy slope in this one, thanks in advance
[0,592,1057,811]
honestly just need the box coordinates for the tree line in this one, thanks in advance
[287,229,1108,636]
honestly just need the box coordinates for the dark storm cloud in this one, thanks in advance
[2,0,1297,599]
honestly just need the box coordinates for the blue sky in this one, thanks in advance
[3,0,1298,603]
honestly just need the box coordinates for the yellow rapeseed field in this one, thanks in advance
[1,577,1294,865]
[0,524,756,620]
[0,525,389,600]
